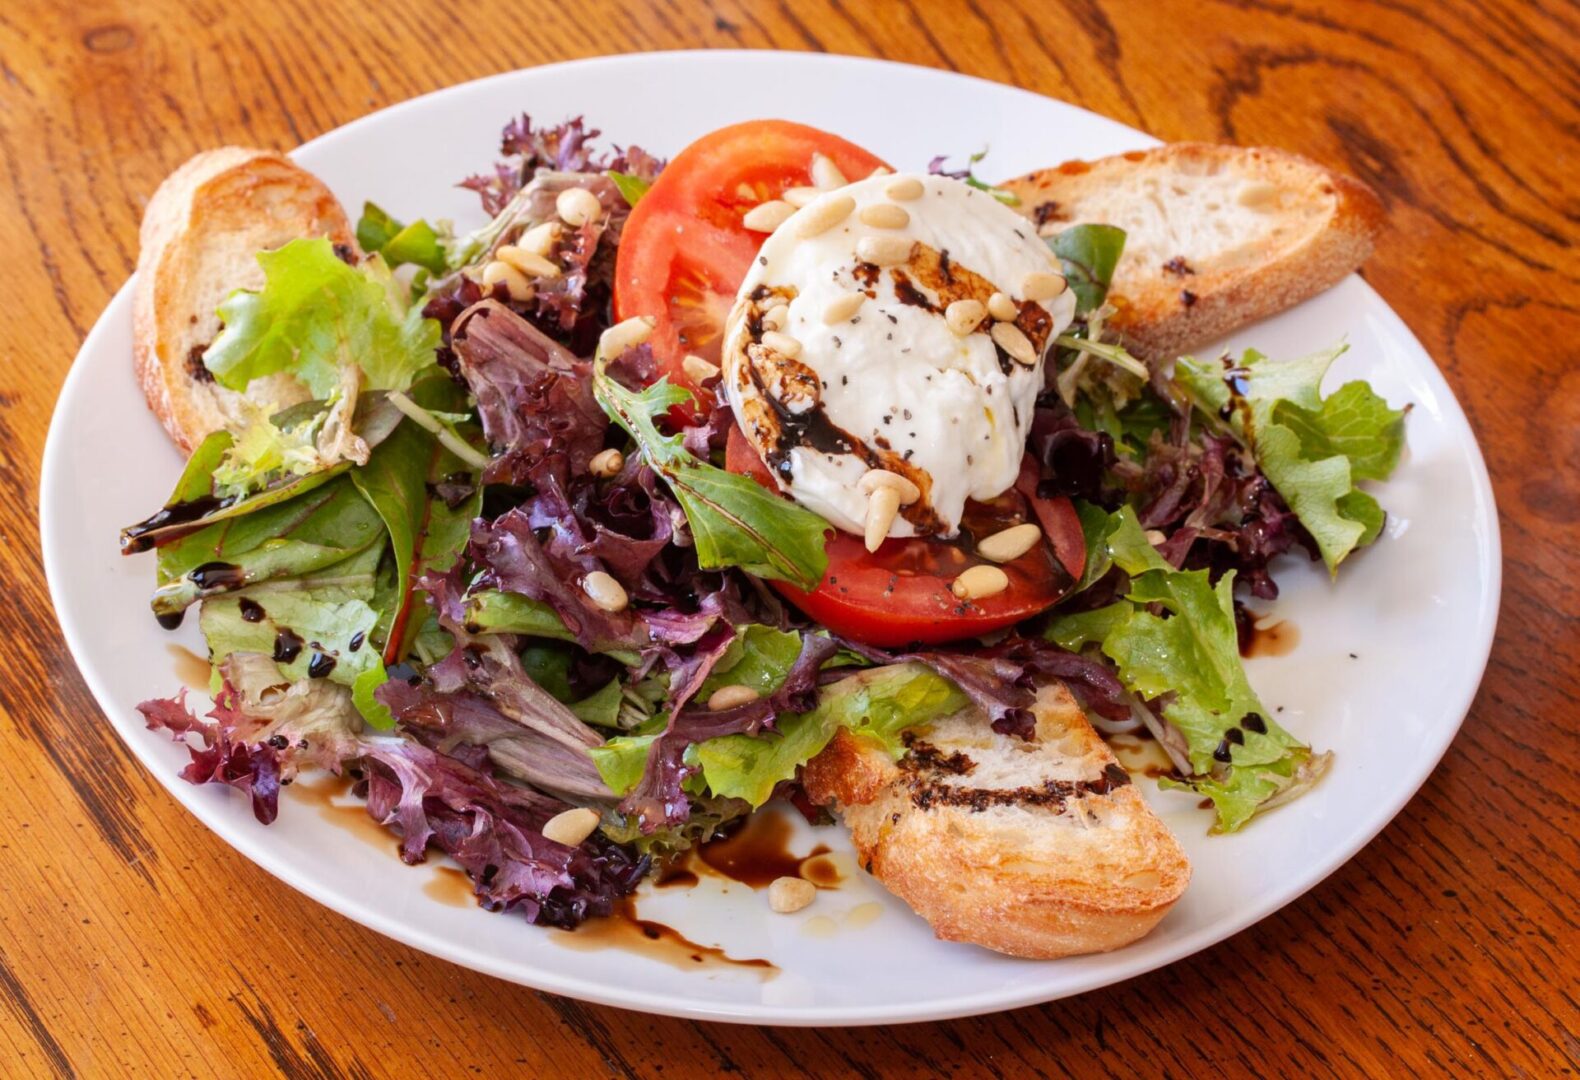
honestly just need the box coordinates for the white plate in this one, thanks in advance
[40,51,1500,1025]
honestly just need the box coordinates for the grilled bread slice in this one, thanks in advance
[802,682,1189,959]
[1000,143,1383,360]
[134,147,356,451]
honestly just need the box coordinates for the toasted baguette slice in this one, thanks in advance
[134,147,355,451]
[1000,143,1383,360]
[803,682,1188,959]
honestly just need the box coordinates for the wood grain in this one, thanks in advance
[2,0,1576,1075]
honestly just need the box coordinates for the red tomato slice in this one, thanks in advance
[613,120,890,400]
[726,425,1082,647]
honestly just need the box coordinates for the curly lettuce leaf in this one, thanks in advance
[204,238,441,397]
[1047,507,1321,831]
[1175,346,1406,573]
[592,352,829,589]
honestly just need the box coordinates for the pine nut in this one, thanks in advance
[556,186,603,227]
[682,354,720,383]
[951,564,1010,601]
[1144,529,1168,546]
[987,291,1018,321]
[868,166,893,178]
[542,807,601,847]
[582,570,628,612]
[769,876,817,914]
[743,199,795,232]
[760,330,803,359]
[822,292,865,324]
[859,203,910,229]
[991,321,1038,366]
[884,177,925,201]
[945,299,986,336]
[516,221,561,257]
[598,315,655,358]
[782,185,820,208]
[864,484,902,552]
[855,234,914,267]
[589,448,625,477]
[857,468,921,505]
[810,153,847,190]
[761,303,790,332]
[1022,271,1068,301]
[795,194,856,238]
[496,246,561,280]
[481,260,533,302]
[706,684,761,711]
[976,523,1042,563]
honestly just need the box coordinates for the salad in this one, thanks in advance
[124,116,1406,932]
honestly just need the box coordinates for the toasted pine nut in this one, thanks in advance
[987,291,1018,321]
[868,166,893,178]
[707,684,761,711]
[582,570,628,612]
[761,303,790,332]
[496,246,561,279]
[822,292,865,324]
[859,203,910,229]
[768,876,817,913]
[481,261,533,302]
[542,807,601,847]
[760,330,803,358]
[951,564,1010,601]
[810,153,847,190]
[884,177,925,201]
[855,234,914,267]
[589,448,625,477]
[682,354,721,383]
[1022,271,1068,301]
[857,468,921,505]
[977,523,1042,563]
[945,299,986,336]
[598,315,655,358]
[556,186,603,227]
[991,321,1038,366]
[864,484,902,553]
[515,220,562,257]
[795,194,856,238]
[743,199,795,232]
[782,185,820,208]
[1144,529,1168,546]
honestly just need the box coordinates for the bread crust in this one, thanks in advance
[134,148,354,451]
[803,684,1189,959]
[1001,143,1383,360]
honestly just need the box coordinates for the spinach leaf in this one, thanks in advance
[355,201,450,275]
[1049,224,1127,314]
[592,351,829,589]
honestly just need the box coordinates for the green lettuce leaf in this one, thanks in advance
[698,625,804,700]
[153,475,386,618]
[204,238,442,397]
[606,171,651,207]
[1049,224,1126,314]
[591,664,968,809]
[1046,507,1322,831]
[592,354,829,589]
[1175,346,1406,573]
[355,202,449,275]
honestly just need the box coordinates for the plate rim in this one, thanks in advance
[38,50,1503,1025]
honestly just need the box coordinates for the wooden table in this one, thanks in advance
[2,0,1575,1075]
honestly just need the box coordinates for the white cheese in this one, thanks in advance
[722,172,1076,539]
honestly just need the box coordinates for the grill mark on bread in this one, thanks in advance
[899,732,1131,813]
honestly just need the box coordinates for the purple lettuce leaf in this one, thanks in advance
[448,300,608,486]
[461,115,665,215]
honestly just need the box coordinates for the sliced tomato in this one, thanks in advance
[613,120,890,401]
[726,425,1082,647]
